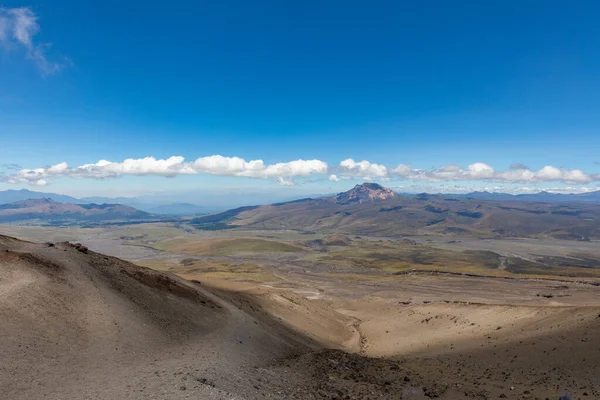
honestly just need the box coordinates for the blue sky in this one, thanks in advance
[1,0,600,197]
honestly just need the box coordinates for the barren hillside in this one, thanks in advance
[2,233,600,399]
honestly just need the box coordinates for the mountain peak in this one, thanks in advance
[24,198,58,204]
[10,198,59,207]
[334,182,396,204]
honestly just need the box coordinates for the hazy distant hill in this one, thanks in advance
[192,183,600,240]
[0,199,152,223]
[0,189,79,204]
[144,203,210,216]
[455,190,600,203]
[0,190,217,215]
[78,196,140,206]
[515,191,600,203]
[0,189,319,214]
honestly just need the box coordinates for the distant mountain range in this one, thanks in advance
[0,198,151,224]
[1,186,600,224]
[142,203,211,216]
[0,189,214,215]
[454,190,600,203]
[3,187,600,210]
[0,189,80,204]
[0,189,328,215]
[191,183,600,240]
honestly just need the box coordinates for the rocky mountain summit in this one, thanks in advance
[333,182,396,204]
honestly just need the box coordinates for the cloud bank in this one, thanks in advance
[5,156,328,186]
[385,162,598,184]
[0,7,65,75]
[338,159,388,179]
[3,156,599,187]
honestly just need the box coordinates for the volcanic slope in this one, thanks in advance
[192,183,600,239]
[0,234,449,400]
[0,234,314,399]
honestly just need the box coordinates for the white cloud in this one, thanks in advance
[188,155,327,179]
[494,167,536,182]
[192,155,260,176]
[4,156,599,188]
[467,162,495,179]
[391,164,412,177]
[4,155,329,186]
[562,169,591,184]
[494,165,592,184]
[46,162,69,174]
[539,186,598,194]
[421,163,495,181]
[0,7,65,75]
[389,162,595,184]
[393,183,600,195]
[261,159,328,178]
[276,177,295,186]
[429,165,463,180]
[338,159,388,179]
[535,165,562,181]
